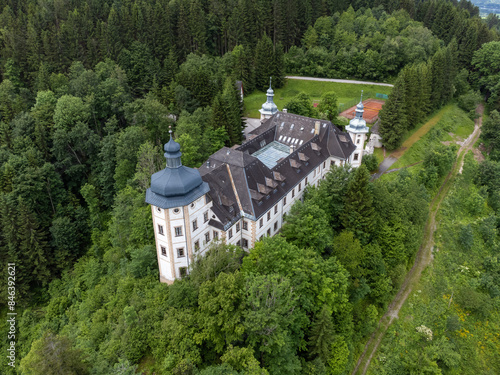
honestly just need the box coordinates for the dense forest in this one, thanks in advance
[1,0,500,374]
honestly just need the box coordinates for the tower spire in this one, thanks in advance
[164,125,182,168]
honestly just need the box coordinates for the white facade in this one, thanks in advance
[347,131,368,167]
[150,155,344,283]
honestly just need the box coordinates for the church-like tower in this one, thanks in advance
[259,77,278,122]
[145,129,210,283]
[345,91,370,167]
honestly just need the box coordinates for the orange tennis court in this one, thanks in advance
[340,99,385,124]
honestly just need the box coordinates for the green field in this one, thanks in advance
[381,105,475,180]
[244,78,393,118]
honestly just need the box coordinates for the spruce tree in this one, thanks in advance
[17,200,51,287]
[309,305,336,365]
[341,164,376,244]
[379,76,408,150]
[221,78,245,145]
[431,48,446,109]
[254,33,274,91]
[273,42,285,89]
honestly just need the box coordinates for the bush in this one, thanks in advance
[457,90,481,114]
[362,153,379,172]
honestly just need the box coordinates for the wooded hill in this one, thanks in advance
[0,0,499,374]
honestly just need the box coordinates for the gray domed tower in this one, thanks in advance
[146,130,210,283]
[346,91,370,167]
[259,77,278,122]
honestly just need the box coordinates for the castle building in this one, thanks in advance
[146,86,367,283]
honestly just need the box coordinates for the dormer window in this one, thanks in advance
[260,140,266,147]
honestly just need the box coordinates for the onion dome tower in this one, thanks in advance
[345,91,370,167]
[146,128,210,283]
[146,129,209,209]
[259,77,278,122]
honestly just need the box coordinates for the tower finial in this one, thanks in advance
[360,90,363,102]
[169,125,173,140]
[269,76,272,89]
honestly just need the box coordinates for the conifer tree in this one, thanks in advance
[341,164,375,244]
[232,45,255,94]
[254,34,274,91]
[309,305,335,365]
[189,0,207,54]
[379,76,408,150]
[272,42,285,89]
[17,200,51,287]
[221,78,245,144]
[431,48,446,109]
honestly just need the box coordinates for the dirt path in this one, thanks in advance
[371,106,450,180]
[351,105,484,375]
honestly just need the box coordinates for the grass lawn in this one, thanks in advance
[244,78,393,118]
[386,104,475,172]
[373,147,385,165]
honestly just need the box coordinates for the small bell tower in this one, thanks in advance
[345,91,370,167]
[259,77,278,122]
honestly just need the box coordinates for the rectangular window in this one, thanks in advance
[357,139,360,144]
[354,153,359,161]
[274,205,278,214]
[177,248,185,257]
[292,189,295,198]
[267,211,271,221]
[229,229,233,239]
[259,235,264,241]
[174,226,182,237]
[161,246,167,256]
[274,221,278,231]
[192,219,198,231]
[194,240,200,251]
[158,225,164,235]
[313,170,316,177]
[243,239,248,248]
[260,218,263,228]
[213,231,218,240]
[205,232,210,243]
[283,196,287,206]
[243,221,248,230]
[305,177,308,185]
[179,267,187,277]
[298,183,302,192]
[236,223,240,232]
[323,161,326,168]
[267,228,271,236]
[203,211,209,223]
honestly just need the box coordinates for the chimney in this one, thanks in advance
[283,108,287,113]
[206,161,210,168]
[290,145,295,154]
[314,121,320,135]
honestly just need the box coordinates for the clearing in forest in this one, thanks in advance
[243,78,392,118]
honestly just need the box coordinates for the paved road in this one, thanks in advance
[286,76,394,87]
[371,156,398,180]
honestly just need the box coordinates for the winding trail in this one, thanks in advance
[351,105,484,375]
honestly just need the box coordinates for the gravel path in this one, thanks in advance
[351,105,484,375]
[285,76,394,87]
